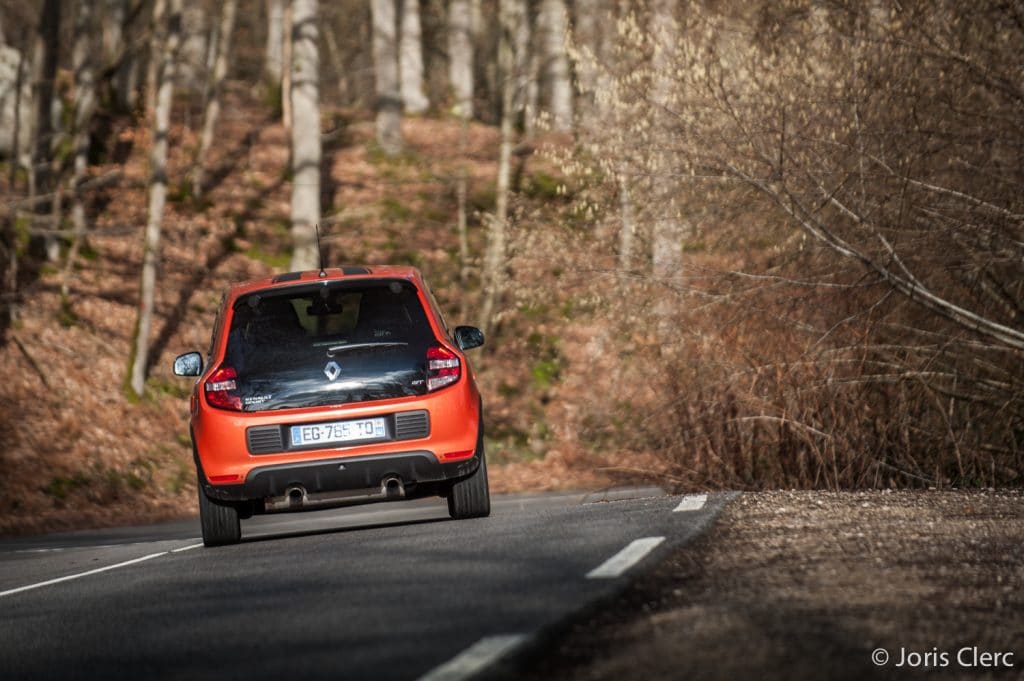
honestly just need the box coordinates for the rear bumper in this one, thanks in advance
[202,449,481,502]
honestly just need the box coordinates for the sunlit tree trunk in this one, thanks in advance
[371,0,402,154]
[539,0,572,132]
[399,0,428,114]
[62,0,98,300]
[145,0,167,119]
[479,0,519,333]
[128,0,183,397]
[191,0,238,198]
[648,0,688,335]
[448,0,473,118]
[289,0,321,271]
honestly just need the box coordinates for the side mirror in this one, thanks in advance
[173,351,204,377]
[454,326,485,351]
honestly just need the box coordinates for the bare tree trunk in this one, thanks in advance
[372,0,402,154]
[145,0,168,119]
[30,0,61,262]
[648,0,688,339]
[191,0,238,198]
[323,26,349,104]
[281,1,293,130]
[265,0,284,84]
[539,0,572,132]
[617,173,635,275]
[448,0,473,118]
[456,113,469,318]
[573,0,602,131]
[128,0,182,398]
[399,0,428,114]
[479,0,518,333]
[103,0,136,111]
[62,0,99,300]
[512,0,531,120]
[289,0,321,271]
[450,0,473,315]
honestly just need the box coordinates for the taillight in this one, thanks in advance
[205,366,242,410]
[426,346,461,391]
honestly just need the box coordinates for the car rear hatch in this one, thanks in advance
[215,278,438,412]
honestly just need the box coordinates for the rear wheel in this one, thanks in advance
[447,450,490,519]
[197,472,241,546]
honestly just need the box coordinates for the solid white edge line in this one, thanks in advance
[586,536,666,579]
[416,634,528,681]
[673,493,708,513]
[0,551,167,598]
[170,542,204,553]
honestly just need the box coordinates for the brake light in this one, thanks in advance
[205,366,242,410]
[426,346,461,391]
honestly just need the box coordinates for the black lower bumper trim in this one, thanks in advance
[202,450,480,502]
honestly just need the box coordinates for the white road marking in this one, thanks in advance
[170,542,204,553]
[416,634,528,681]
[673,493,707,512]
[586,536,666,579]
[0,552,168,598]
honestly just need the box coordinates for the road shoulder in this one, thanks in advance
[503,490,1024,681]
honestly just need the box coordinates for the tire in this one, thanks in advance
[447,449,491,519]
[197,472,241,546]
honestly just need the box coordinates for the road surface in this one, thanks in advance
[0,488,731,681]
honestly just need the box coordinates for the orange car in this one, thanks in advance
[173,266,489,546]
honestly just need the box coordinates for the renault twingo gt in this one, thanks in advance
[173,266,488,546]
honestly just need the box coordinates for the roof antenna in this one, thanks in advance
[315,223,326,278]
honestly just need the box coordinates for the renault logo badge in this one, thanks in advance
[324,361,341,381]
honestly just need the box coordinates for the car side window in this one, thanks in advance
[207,294,227,362]
[425,286,450,338]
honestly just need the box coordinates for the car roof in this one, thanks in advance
[222,266,425,301]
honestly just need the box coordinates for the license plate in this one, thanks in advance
[290,417,388,447]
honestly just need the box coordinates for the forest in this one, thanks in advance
[0,0,1021,533]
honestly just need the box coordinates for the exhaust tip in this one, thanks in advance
[381,476,405,499]
[285,485,308,507]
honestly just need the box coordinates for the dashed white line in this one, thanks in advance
[170,542,204,553]
[673,493,707,512]
[415,634,528,681]
[0,552,167,598]
[586,536,666,579]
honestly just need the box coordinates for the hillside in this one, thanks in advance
[0,84,620,535]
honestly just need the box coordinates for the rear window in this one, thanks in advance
[220,279,437,410]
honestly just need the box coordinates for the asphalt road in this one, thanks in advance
[0,488,731,681]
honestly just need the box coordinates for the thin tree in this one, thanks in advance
[281,1,293,130]
[265,0,284,86]
[371,0,402,155]
[191,0,238,198]
[145,0,168,119]
[479,0,519,333]
[29,0,61,262]
[289,0,321,271]
[61,0,99,301]
[648,0,688,287]
[399,0,428,114]
[448,0,473,119]
[128,0,183,398]
[538,0,572,132]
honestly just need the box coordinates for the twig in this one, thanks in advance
[11,335,50,388]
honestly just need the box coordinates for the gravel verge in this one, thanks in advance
[514,490,1023,680]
